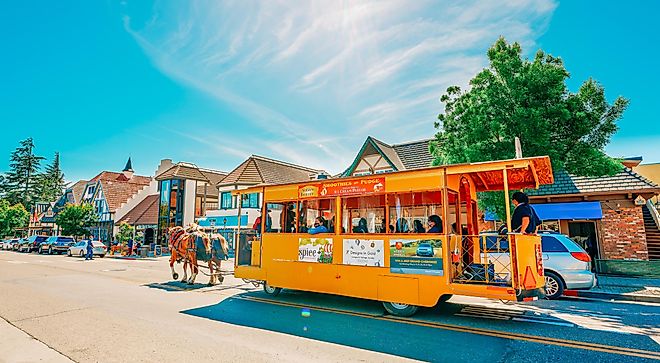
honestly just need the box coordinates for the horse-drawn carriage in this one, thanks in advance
[167,224,229,285]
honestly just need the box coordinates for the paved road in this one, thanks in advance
[1,251,659,363]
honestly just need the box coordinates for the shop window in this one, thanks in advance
[221,192,232,209]
[298,199,336,234]
[342,195,386,234]
[265,202,297,233]
[241,193,259,208]
[389,191,443,234]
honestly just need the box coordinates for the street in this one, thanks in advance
[1,251,659,363]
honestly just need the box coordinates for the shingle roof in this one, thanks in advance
[155,163,211,182]
[527,167,660,196]
[117,194,159,226]
[343,137,434,176]
[197,168,228,197]
[71,180,88,204]
[99,178,151,212]
[218,155,325,187]
[89,171,151,185]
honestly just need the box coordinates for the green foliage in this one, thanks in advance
[0,199,29,237]
[432,37,628,217]
[3,138,45,209]
[37,152,67,204]
[116,222,134,245]
[55,204,97,237]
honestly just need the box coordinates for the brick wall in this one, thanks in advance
[600,205,649,260]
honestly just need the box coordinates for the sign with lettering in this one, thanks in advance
[298,237,333,263]
[343,239,384,267]
[298,177,386,199]
[390,238,443,276]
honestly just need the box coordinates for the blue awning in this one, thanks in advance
[484,201,602,221]
[196,215,248,228]
[533,201,602,220]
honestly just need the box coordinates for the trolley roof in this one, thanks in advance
[232,156,554,195]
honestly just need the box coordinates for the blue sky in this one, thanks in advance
[1,1,658,183]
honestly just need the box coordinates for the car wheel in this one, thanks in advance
[48,247,53,255]
[544,271,564,300]
[99,254,105,258]
[382,302,419,317]
[67,250,71,257]
[263,282,282,296]
[79,251,84,257]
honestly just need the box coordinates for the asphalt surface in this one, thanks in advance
[1,250,659,363]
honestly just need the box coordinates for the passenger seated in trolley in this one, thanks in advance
[308,216,329,234]
[427,215,443,233]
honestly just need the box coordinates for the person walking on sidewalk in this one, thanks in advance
[85,238,94,260]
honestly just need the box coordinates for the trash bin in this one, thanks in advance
[139,246,148,257]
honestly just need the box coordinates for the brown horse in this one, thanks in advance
[168,225,229,285]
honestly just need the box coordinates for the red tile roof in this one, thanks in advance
[117,194,159,226]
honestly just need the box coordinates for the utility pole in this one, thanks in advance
[514,137,523,159]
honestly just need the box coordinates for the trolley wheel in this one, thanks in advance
[382,302,419,317]
[263,282,282,296]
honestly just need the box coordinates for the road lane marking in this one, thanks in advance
[6,261,28,264]
[235,295,660,360]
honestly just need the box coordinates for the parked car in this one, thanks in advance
[1,239,14,250]
[39,236,76,255]
[10,238,22,251]
[67,240,106,258]
[479,231,596,299]
[416,243,434,257]
[18,235,49,253]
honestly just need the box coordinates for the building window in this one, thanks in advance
[241,193,259,208]
[221,192,232,209]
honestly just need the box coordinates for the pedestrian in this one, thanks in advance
[85,237,94,260]
[510,191,540,234]
[127,238,134,256]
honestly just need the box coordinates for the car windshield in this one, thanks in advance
[419,243,431,248]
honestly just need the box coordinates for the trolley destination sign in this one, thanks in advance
[298,177,386,199]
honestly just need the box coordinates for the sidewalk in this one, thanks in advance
[0,317,73,363]
[564,275,660,303]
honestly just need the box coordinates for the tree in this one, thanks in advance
[38,152,67,203]
[0,199,29,237]
[3,138,45,208]
[55,204,98,237]
[432,37,628,217]
[115,222,134,245]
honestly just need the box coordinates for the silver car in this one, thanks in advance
[68,240,106,258]
[480,231,596,299]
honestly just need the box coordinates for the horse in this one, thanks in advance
[167,226,195,284]
[168,225,229,285]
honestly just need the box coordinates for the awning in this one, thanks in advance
[196,215,248,229]
[484,201,602,221]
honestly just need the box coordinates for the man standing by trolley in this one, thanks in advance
[510,191,541,234]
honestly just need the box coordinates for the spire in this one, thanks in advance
[123,157,133,172]
[122,157,134,180]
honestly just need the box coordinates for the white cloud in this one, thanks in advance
[121,0,557,174]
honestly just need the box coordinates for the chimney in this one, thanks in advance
[122,157,134,180]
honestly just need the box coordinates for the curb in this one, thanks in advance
[564,289,660,304]
[104,255,157,261]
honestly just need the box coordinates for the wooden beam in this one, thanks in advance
[476,172,489,190]
[503,168,512,233]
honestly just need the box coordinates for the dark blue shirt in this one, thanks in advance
[511,203,540,233]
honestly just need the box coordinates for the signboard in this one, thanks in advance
[343,239,384,267]
[389,238,443,276]
[298,177,386,199]
[634,195,646,206]
[298,237,333,263]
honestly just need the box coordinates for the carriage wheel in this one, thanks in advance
[173,272,179,280]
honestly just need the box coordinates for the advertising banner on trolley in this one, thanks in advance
[298,237,333,263]
[343,239,384,267]
[298,177,386,199]
[390,238,443,276]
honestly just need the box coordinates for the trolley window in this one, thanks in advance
[342,195,386,234]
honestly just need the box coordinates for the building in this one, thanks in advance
[200,155,327,249]
[80,159,152,243]
[154,160,227,246]
[115,194,159,246]
[341,136,433,177]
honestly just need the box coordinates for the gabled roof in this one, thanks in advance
[98,178,151,212]
[90,171,151,185]
[218,155,325,187]
[342,136,434,176]
[70,180,88,204]
[197,168,228,197]
[117,194,159,226]
[527,167,660,197]
[155,163,211,182]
